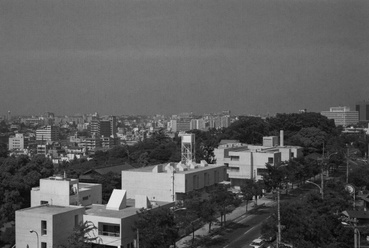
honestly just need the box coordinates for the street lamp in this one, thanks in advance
[306,180,323,200]
[30,230,39,248]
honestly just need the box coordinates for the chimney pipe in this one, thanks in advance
[280,130,284,147]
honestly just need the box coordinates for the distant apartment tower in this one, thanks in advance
[355,100,369,121]
[100,120,111,137]
[176,118,191,132]
[321,106,359,127]
[209,116,229,129]
[9,133,27,150]
[190,118,206,130]
[90,117,100,137]
[36,125,58,142]
[221,116,230,128]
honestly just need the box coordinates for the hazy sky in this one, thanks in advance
[1,0,368,116]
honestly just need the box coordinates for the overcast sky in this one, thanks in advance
[1,0,368,116]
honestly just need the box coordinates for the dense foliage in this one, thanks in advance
[134,207,179,248]
[261,181,353,248]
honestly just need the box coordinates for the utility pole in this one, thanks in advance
[277,187,281,248]
[346,146,349,184]
[320,165,324,200]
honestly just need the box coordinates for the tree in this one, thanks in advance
[65,221,101,248]
[134,207,178,248]
[240,179,258,213]
[209,184,241,226]
[261,180,352,248]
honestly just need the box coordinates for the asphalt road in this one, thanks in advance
[210,206,274,248]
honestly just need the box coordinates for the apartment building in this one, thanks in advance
[16,175,172,248]
[214,131,303,186]
[16,205,85,248]
[8,133,27,150]
[321,106,359,126]
[356,100,369,121]
[36,125,58,142]
[30,175,102,207]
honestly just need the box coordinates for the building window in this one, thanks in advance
[257,168,268,176]
[98,223,120,237]
[268,157,274,164]
[40,201,48,205]
[41,242,47,248]
[75,215,79,227]
[291,152,294,157]
[82,196,89,201]
[41,220,47,235]
[230,156,239,161]
[227,166,240,172]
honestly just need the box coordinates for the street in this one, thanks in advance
[211,206,274,248]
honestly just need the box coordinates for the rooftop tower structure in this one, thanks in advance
[181,133,195,164]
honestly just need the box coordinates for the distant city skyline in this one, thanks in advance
[1,0,368,117]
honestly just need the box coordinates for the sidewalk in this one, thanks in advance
[175,196,276,248]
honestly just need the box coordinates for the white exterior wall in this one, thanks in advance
[221,150,281,182]
[16,206,84,248]
[9,134,25,150]
[31,179,73,206]
[83,215,123,247]
[122,171,173,201]
[122,165,227,202]
[31,178,102,207]
[78,183,102,206]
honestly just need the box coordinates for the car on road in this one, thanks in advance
[250,238,266,248]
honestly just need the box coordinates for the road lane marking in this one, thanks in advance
[244,226,256,235]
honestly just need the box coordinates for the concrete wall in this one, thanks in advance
[31,179,102,207]
[16,206,84,248]
[122,171,173,201]
[78,183,102,206]
[122,165,227,202]
[224,150,281,182]
[83,214,123,247]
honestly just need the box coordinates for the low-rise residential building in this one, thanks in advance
[31,176,102,207]
[16,205,85,248]
[84,190,173,247]
[214,131,303,186]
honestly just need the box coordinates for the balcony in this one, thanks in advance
[98,230,120,237]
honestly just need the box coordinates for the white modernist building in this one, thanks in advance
[30,175,102,207]
[214,131,303,186]
[122,161,227,202]
[16,175,173,248]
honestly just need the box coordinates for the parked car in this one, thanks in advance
[250,238,266,248]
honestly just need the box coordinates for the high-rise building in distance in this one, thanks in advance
[355,100,369,121]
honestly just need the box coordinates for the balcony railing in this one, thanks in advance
[98,230,120,237]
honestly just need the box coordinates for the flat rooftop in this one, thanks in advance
[17,204,84,215]
[125,163,225,174]
[85,199,173,219]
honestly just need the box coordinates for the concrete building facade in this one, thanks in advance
[214,132,303,186]
[8,133,27,150]
[321,106,359,126]
[121,161,227,202]
[36,125,58,142]
[16,205,85,248]
[31,176,102,207]
[356,100,369,121]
